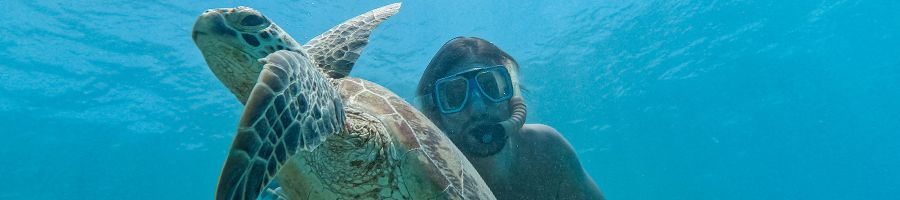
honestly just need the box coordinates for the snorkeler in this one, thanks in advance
[416,37,604,200]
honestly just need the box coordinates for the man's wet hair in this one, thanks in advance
[416,36,519,98]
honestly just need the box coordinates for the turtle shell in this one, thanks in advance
[339,77,494,199]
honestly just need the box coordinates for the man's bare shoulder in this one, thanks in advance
[511,124,583,172]
[517,124,577,157]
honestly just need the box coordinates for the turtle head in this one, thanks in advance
[192,6,302,104]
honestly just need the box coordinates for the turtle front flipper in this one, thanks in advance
[217,50,344,200]
[303,2,401,78]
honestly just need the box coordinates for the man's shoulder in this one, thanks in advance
[516,124,578,160]
[519,124,569,146]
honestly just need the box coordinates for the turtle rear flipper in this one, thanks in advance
[216,50,344,200]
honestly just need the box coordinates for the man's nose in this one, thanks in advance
[467,90,487,112]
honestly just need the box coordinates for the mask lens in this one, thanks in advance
[476,68,512,101]
[435,76,469,112]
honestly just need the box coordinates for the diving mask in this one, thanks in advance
[432,65,514,114]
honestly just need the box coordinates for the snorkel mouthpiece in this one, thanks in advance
[474,124,504,144]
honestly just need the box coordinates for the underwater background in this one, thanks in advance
[1,0,898,199]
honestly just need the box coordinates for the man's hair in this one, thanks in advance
[416,37,520,97]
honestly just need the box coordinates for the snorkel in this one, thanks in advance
[498,95,527,141]
[466,65,526,157]
[487,51,527,146]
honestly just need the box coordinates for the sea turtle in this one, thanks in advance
[192,3,495,200]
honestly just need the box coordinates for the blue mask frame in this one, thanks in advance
[433,65,514,114]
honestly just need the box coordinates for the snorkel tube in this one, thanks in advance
[499,96,527,137]
[466,53,526,157]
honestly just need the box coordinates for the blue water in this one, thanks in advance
[1,0,898,199]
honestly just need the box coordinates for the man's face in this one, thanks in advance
[427,62,513,157]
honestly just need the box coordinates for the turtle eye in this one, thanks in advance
[227,8,271,32]
[240,14,266,26]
